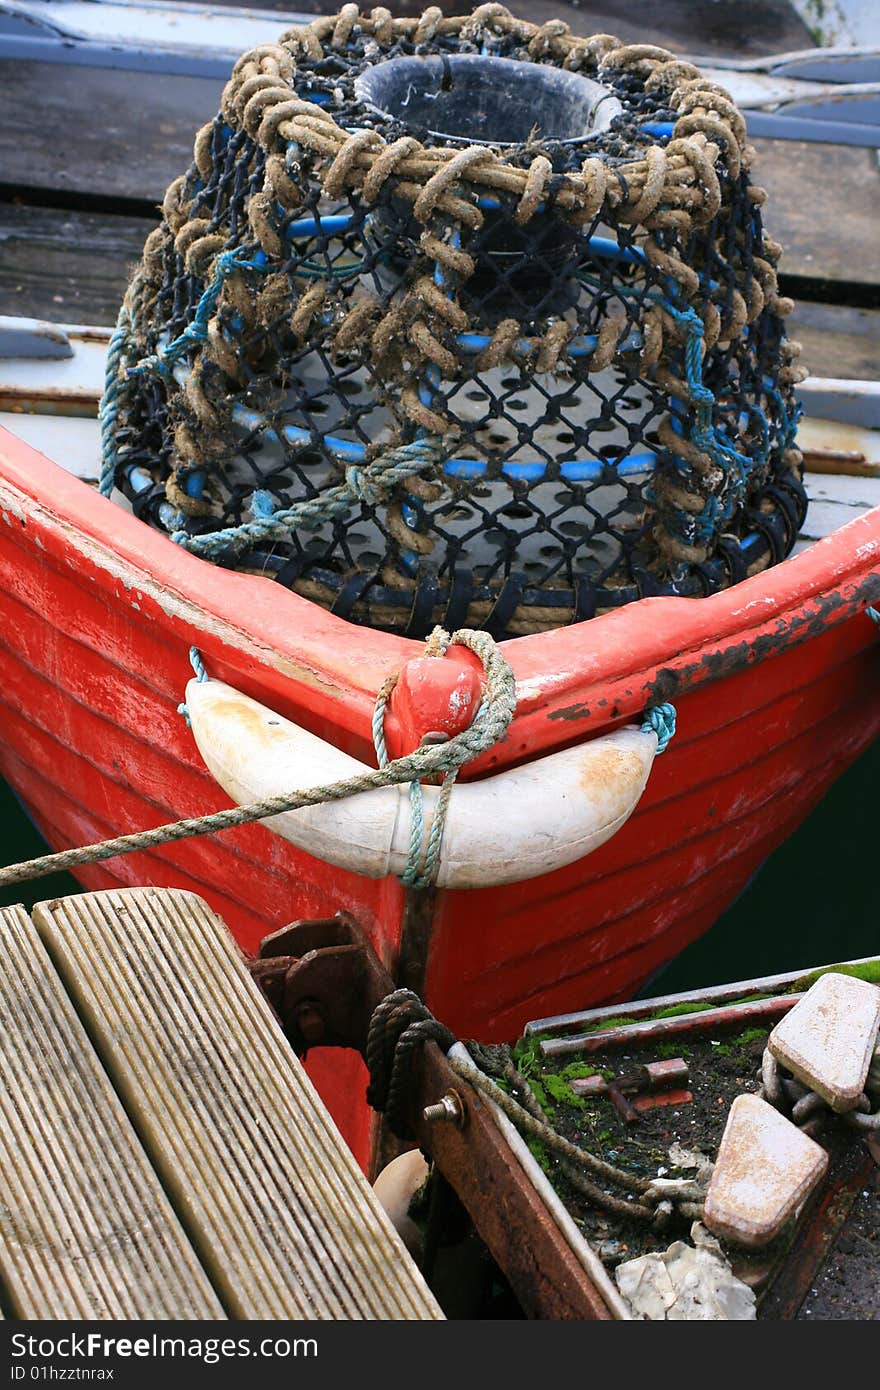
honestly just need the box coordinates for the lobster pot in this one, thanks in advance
[103,5,808,639]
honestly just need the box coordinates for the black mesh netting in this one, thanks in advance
[101,5,808,639]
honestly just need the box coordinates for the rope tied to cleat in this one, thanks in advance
[0,629,514,891]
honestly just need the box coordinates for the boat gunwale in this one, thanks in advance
[1,423,878,776]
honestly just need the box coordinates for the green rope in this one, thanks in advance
[171,435,451,561]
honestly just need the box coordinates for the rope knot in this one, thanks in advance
[641,701,677,753]
[372,627,516,890]
[344,462,386,506]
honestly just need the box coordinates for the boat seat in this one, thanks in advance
[0,888,442,1320]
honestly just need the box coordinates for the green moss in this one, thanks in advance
[791,961,880,992]
[654,1000,715,1019]
[712,1025,769,1057]
[559,1061,598,1082]
[543,1073,589,1111]
[733,1027,768,1047]
[512,1034,544,1077]
[583,1015,638,1033]
[526,1076,552,1116]
[655,1041,692,1059]
[525,1135,551,1173]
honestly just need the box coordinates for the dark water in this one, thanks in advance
[1,739,878,1003]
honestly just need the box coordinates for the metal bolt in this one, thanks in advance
[292,1001,325,1045]
[422,1089,466,1127]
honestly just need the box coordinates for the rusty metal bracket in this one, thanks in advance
[247,912,615,1319]
[250,913,391,1054]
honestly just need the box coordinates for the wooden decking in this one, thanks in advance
[0,1,876,369]
[0,887,443,1320]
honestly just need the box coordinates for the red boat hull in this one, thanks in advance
[1,426,878,1166]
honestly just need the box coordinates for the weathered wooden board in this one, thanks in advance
[787,302,880,381]
[0,205,156,324]
[751,137,880,288]
[35,887,443,1320]
[0,61,220,203]
[0,903,224,1319]
[173,0,817,58]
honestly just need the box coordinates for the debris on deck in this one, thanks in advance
[768,971,880,1112]
[703,1094,828,1247]
[615,1222,757,1321]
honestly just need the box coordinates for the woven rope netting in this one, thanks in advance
[101,4,808,639]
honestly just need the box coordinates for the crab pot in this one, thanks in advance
[104,6,808,640]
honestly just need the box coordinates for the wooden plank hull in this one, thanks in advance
[0,424,878,1163]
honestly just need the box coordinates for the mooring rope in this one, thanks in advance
[0,631,676,892]
[0,628,515,891]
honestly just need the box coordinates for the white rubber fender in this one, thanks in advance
[185,678,660,889]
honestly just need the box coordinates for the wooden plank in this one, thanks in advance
[0,61,220,202]
[0,903,225,1319]
[0,205,156,326]
[788,303,880,382]
[33,887,444,1320]
[9,0,818,62]
[0,7,817,208]
[752,137,880,288]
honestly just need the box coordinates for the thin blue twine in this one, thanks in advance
[177,646,208,726]
[125,250,268,381]
[98,306,131,497]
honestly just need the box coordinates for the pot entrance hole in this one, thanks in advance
[354,53,622,146]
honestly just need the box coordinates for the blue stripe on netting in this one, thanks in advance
[230,401,656,484]
[284,211,647,268]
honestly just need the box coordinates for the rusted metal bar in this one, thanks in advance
[571,1057,689,1097]
[541,994,798,1059]
[412,1045,614,1319]
[248,912,618,1320]
[526,956,880,1041]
